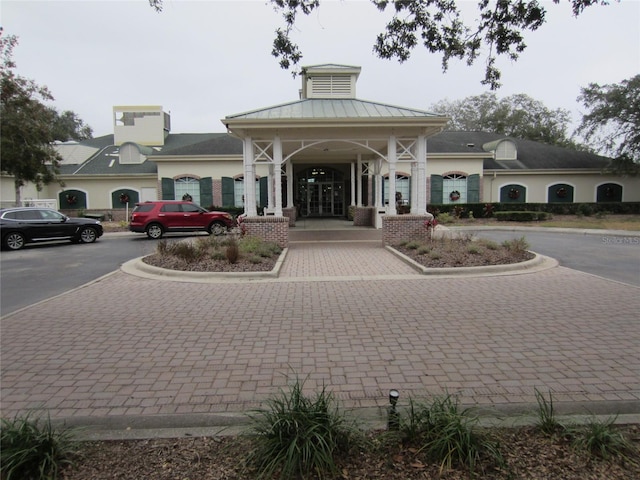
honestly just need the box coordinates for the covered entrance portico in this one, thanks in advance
[223,64,448,245]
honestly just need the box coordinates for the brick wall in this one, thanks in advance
[242,216,289,248]
[382,215,431,246]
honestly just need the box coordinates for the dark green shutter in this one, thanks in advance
[199,177,213,208]
[467,174,480,203]
[221,177,235,206]
[259,177,268,209]
[161,178,174,200]
[430,175,443,204]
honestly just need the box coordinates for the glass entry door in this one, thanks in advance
[308,183,338,216]
[298,167,345,217]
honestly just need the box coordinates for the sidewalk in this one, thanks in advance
[1,224,639,439]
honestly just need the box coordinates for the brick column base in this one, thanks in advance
[354,206,376,226]
[242,216,289,248]
[282,207,297,227]
[382,214,432,246]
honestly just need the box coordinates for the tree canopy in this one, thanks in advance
[0,28,92,204]
[429,92,579,148]
[150,0,612,89]
[577,74,640,175]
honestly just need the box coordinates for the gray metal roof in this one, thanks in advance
[225,98,441,120]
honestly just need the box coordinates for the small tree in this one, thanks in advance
[0,29,92,205]
[577,74,640,175]
[430,92,582,148]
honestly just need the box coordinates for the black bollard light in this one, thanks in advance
[388,389,400,430]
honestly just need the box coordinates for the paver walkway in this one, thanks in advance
[1,230,639,428]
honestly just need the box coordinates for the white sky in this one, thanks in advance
[3,0,639,137]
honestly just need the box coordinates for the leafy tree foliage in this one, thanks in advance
[150,0,612,89]
[430,92,580,148]
[0,29,92,204]
[577,75,640,175]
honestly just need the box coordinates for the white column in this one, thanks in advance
[286,160,293,208]
[387,135,397,215]
[356,155,363,207]
[273,136,283,216]
[243,137,257,216]
[267,164,274,211]
[416,134,427,214]
[350,161,356,206]
[410,162,418,212]
[374,158,383,208]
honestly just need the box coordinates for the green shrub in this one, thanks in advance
[467,244,482,255]
[534,388,564,436]
[1,413,78,480]
[501,236,530,252]
[225,238,240,264]
[247,255,263,264]
[400,395,503,474]
[478,239,499,250]
[570,416,634,461]
[436,212,455,224]
[495,211,551,222]
[247,378,358,479]
[417,245,432,255]
[405,240,421,250]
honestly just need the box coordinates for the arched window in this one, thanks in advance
[384,174,410,206]
[443,174,467,204]
[175,177,200,204]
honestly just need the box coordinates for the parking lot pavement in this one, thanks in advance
[1,240,639,431]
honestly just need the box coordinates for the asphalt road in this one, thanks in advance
[461,229,640,287]
[1,229,638,317]
[0,234,157,317]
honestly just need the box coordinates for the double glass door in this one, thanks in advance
[307,182,344,216]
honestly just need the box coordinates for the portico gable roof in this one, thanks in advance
[223,98,449,139]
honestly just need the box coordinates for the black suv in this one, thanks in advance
[129,201,235,239]
[0,207,104,250]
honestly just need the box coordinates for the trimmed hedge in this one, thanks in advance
[428,202,640,218]
[495,211,551,222]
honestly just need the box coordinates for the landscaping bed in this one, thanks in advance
[62,424,640,479]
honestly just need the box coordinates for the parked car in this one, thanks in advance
[129,201,235,239]
[0,207,104,250]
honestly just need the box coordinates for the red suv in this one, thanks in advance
[129,201,235,239]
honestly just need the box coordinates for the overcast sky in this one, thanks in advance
[3,0,639,138]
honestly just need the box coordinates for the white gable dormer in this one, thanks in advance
[483,139,517,161]
[300,64,361,99]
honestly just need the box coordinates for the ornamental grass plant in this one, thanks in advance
[569,416,637,462]
[1,412,78,480]
[398,394,504,475]
[246,377,360,479]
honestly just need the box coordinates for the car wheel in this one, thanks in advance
[146,223,164,239]
[209,221,226,236]
[4,232,26,250]
[79,227,98,243]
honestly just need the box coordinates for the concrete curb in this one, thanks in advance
[450,225,640,237]
[121,248,289,283]
[60,398,640,441]
[386,247,557,277]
